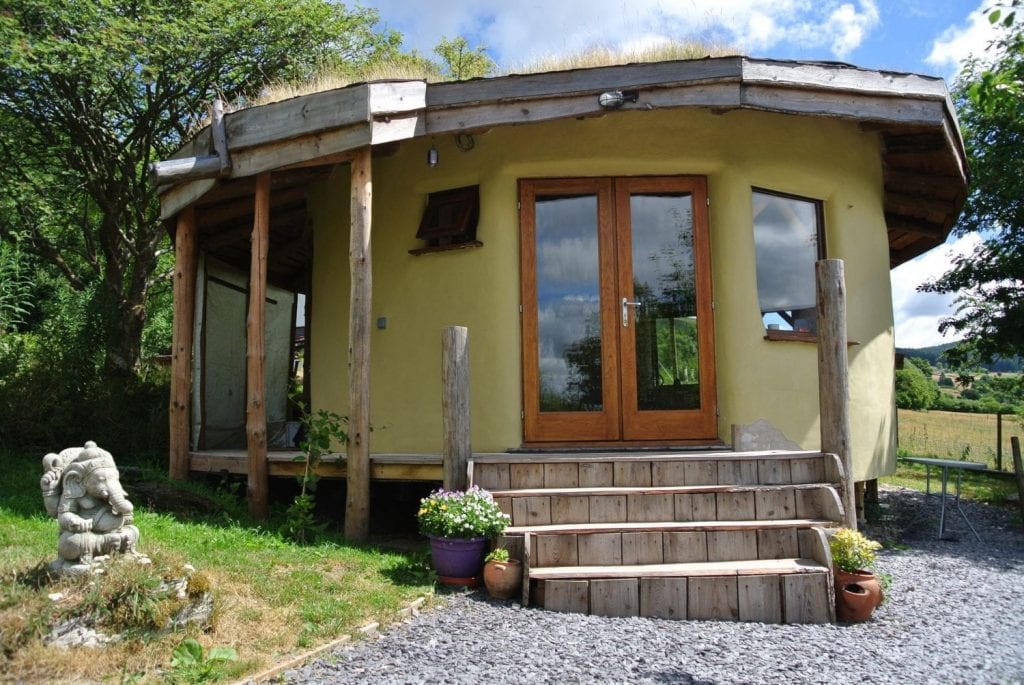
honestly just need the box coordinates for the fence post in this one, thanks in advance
[997,412,1003,471]
[1012,437,1024,531]
[816,259,857,530]
[442,326,470,490]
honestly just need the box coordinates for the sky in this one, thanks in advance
[368,0,1001,349]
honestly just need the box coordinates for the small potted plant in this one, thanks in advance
[482,548,522,600]
[417,486,511,585]
[829,528,884,622]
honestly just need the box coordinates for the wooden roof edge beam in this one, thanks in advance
[149,98,232,186]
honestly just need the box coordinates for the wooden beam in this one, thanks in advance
[345,147,372,542]
[246,172,271,519]
[210,98,232,177]
[169,206,198,481]
[442,326,471,490]
[816,259,857,530]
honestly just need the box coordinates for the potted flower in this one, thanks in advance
[829,528,884,622]
[417,486,511,585]
[482,548,522,600]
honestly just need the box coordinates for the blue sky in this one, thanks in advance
[368,0,999,348]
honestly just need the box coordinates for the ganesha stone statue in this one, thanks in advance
[40,441,140,574]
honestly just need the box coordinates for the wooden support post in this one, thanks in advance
[1012,437,1024,531]
[442,326,470,490]
[816,259,857,530]
[345,147,372,543]
[246,172,271,519]
[997,413,1003,471]
[169,206,198,481]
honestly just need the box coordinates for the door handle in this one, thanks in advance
[622,298,643,327]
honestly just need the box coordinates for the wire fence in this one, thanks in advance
[897,409,1024,472]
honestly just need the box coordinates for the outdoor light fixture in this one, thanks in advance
[598,90,639,109]
[427,144,439,168]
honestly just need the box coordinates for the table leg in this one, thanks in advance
[938,466,948,538]
[953,471,982,542]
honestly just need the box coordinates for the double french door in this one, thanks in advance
[520,177,717,443]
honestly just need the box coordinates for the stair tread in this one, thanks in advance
[529,557,829,579]
[471,450,828,464]
[509,518,836,535]
[492,483,837,498]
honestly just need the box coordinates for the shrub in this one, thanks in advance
[829,528,882,572]
[895,363,938,410]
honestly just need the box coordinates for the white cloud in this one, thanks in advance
[371,0,882,68]
[890,233,980,349]
[925,1,1002,79]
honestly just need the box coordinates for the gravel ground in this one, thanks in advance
[281,487,1024,684]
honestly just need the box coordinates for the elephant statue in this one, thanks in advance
[40,441,140,574]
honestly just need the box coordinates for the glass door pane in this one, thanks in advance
[628,193,700,411]
[535,195,603,412]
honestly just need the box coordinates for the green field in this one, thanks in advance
[897,408,1024,470]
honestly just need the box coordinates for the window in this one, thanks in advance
[751,189,825,334]
[410,185,481,255]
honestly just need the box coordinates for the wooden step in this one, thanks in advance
[508,518,836,536]
[470,451,844,491]
[493,483,844,527]
[529,561,833,623]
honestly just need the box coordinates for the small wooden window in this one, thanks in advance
[410,185,482,255]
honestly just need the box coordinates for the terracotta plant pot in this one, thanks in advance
[834,567,883,622]
[483,559,522,600]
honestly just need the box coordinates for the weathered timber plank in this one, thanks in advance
[169,207,197,481]
[544,463,579,488]
[622,532,664,564]
[508,519,832,535]
[795,486,844,522]
[441,326,471,491]
[470,450,826,463]
[783,573,832,624]
[652,461,688,486]
[487,484,834,498]
[627,493,674,522]
[159,178,218,220]
[718,460,758,485]
[757,459,792,485]
[590,578,639,618]
[688,577,739,621]
[738,575,782,623]
[522,533,533,606]
[674,494,696,521]
[640,577,687,619]
[512,496,551,527]
[692,493,718,521]
[472,463,510,490]
[614,461,652,486]
[755,489,797,520]
[527,558,828,580]
[578,533,622,566]
[707,530,757,562]
[510,463,545,489]
[757,528,800,560]
[550,495,590,524]
[663,532,708,563]
[716,492,756,520]
[578,462,614,486]
[543,580,589,614]
[789,457,826,484]
[684,460,718,485]
[589,495,627,523]
[535,533,578,567]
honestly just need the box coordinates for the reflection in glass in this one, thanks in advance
[752,191,823,332]
[535,195,603,412]
[630,194,700,411]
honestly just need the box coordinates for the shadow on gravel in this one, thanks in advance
[635,667,716,684]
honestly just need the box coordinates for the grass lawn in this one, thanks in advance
[881,461,1019,505]
[0,450,436,683]
[897,408,1024,470]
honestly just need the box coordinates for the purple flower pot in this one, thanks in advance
[428,535,487,582]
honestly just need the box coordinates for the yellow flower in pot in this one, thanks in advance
[829,528,884,622]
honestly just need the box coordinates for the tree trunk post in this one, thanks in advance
[345,147,372,543]
[442,326,471,490]
[1012,437,1024,531]
[169,206,198,481]
[997,412,1003,471]
[246,172,271,519]
[816,259,857,530]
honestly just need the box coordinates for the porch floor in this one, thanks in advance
[188,450,442,481]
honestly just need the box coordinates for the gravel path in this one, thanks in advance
[282,487,1024,684]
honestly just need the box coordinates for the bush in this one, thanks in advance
[895,363,938,410]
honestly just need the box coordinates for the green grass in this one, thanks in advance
[881,461,1018,505]
[0,449,435,683]
[897,408,1023,470]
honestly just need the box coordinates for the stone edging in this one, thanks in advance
[235,595,431,684]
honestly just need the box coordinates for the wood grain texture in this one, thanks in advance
[590,578,639,617]
[169,207,197,481]
[640,577,687,619]
[738,575,782,623]
[442,326,470,490]
[245,173,270,519]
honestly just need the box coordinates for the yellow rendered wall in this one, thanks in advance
[309,107,896,480]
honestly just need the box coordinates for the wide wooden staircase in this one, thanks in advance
[470,451,845,624]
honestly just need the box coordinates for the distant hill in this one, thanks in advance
[897,342,1022,373]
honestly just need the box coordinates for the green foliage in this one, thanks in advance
[284,400,348,544]
[484,548,510,563]
[894,362,938,410]
[829,528,882,573]
[921,1,1024,361]
[417,486,511,538]
[433,36,496,80]
[168,639,239,684]
[908,356,932,376]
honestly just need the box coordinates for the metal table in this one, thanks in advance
[902,457,987,541]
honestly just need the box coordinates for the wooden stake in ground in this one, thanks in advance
[1012,436,1024,531]
[442,326,470,490]
[345,147,372,543]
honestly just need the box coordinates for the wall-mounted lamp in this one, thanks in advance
[427,144,439,168]
[598,90,639,109]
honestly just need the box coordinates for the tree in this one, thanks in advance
[0,0,398,375]
[895,362,939,410]
[921,1,1024,361]
[433,36,496,80]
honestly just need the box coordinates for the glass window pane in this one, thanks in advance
[535,195,603,412]
[630,193,700,411]
[752,190,823,332]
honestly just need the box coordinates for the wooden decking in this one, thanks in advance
[188,451,442,481]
